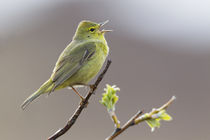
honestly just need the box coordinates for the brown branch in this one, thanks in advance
[48,59,112,140]
[106,110,143,140]
[106,96,176,140]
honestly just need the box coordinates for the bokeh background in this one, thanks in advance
[1,0,210,140]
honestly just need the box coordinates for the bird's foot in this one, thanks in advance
[80,98,88,108]
[88,84,96,94]
[89,84,95,90]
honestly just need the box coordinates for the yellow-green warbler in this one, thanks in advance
[21,20,111,110]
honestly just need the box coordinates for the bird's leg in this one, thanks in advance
[71,86,87,106]
[71,86,84,101]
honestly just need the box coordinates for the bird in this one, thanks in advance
[21,20,112,110]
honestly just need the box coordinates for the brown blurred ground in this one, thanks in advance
[0,1,210,140]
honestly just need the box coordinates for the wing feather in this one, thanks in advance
[50,42,96,92]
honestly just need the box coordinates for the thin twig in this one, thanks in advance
[106,96,176,140]
[109,111,121,129]
[48,59,112,140]
[106,110,143,140]
[135,96,176,124]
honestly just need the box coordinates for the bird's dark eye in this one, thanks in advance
[89,28,95,32]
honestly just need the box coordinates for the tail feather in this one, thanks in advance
[21,91,42,110]
[21,79,53,110]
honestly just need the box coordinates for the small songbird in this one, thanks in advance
[21,20,111,110]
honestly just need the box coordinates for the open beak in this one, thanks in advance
[99,20,113,33]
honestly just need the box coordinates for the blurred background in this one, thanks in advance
[1,0,210,139]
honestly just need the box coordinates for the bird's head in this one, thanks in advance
[73,20,112,40]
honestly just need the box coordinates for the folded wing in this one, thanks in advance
[50,42,96,92]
